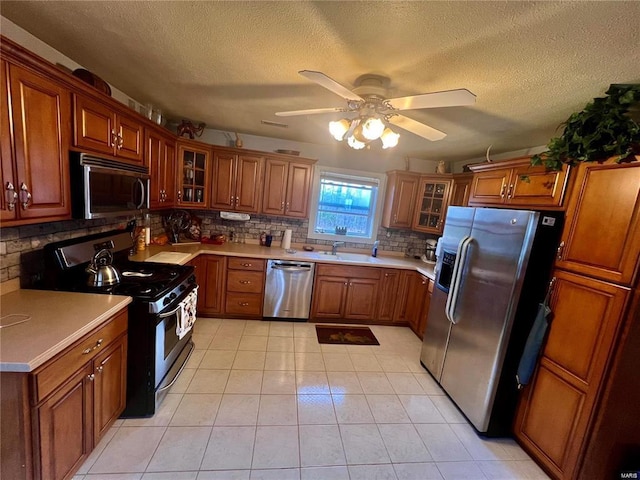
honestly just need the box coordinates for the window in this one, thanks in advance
[307,168,385,244]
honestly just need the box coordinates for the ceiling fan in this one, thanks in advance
[276,70,476,149]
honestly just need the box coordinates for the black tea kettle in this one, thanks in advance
[86,249,121,287]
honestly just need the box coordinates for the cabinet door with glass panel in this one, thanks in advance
[412,176,453,234]
[177,140,210,208]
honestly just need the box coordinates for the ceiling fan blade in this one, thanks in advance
[275,107,347,117]
[388,115,447,141]
[299,70,363,102]
[387,89,476,111]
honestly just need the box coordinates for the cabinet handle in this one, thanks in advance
[177,190,182,202]
[239,280,251,284]
[507,184,514,199]
[285,202,290,212]
[349,282,353,286]
[556,241,565,260]
[5,182,17,211]
[422,280,427,285]
[96,366,104,373]
[281,201,285,209]
[344,282,348,286]
[83,338,103,354]
[241,263,252,267]
[117,134,124,149]
[393,214,398,223]
[111,129,118,147]
[500,183,507,198]
[19,183,31,210]
[384,273,389,277]
[87,373,95,381]
[238,302,250,306]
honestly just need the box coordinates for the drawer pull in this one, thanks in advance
[241,263,253,267]
[238,302,250,306]
[96,366,104,373]
[82,338,104,355]
[87,373,95,381]
[239,280,252,284]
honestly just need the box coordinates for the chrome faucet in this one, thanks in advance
[332,241,345,255]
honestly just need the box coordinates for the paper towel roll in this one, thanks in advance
[282,229,292,250]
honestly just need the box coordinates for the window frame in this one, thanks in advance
[307,166,386,245]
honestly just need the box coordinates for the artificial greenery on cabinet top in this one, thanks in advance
[531,84,640,171]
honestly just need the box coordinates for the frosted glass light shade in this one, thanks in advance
[329,119,350,140]
[362,117,385,140]
[347,135,366,149]
[381,128,400,149]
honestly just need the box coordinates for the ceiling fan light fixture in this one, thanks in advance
[347,135,366,150]
[381,127,400,149]
[361,116,385,140]
[329,119,350,140]
[352,124,369,143]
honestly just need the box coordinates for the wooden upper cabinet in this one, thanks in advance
[381,171,420,229]
[147,127,176,209]
[177,140,210,208]
[450,173,474,206]
[468,157,569,209]
[73,94,144,165]
[412,176,453,234]
[556,158,640,285]
[1,62,71,226]
[211,148,263,213]
[262,157,314,218]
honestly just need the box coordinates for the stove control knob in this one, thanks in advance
[189,275,196,283]
[179,284,186,292]
[163,297,171,306]
[170,292,177,301]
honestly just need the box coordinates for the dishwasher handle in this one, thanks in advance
[271,264,312,272]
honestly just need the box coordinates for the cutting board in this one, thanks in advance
[144,252,192,265]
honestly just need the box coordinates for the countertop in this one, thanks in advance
[0,290,132,373]
[131,243,436,280]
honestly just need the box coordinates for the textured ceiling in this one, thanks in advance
[1,1,639,162]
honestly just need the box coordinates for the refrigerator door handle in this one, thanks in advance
[445,235,473,324]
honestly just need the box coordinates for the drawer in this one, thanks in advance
[32,309,128,404]
[225,292,263,316]
[226,270,264,294]
[316,264,381,280]
[227,257,265,272]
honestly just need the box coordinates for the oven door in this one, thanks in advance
[154,285,198,389]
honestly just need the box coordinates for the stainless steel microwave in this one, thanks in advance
[70,153,150,219]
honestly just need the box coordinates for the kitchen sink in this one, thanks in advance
[311,251,373,262]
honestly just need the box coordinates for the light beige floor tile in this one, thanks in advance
[300,466,348,480]
[200,350,237,370]
[170,394,222,426]
[264,351,296,370]
[386,372,426,394]
[266,336,295,352]
[258,394,298,425]
[146,426,210,472]
[243,320,270,336]
[187,369,230,394]
[356,372,394,394]
[327,371,363,394]
[215,394,260,425]
[293,337,322,353]
[89,426,165,473]
[209,334,242,350]
[339,424,390,465]
[196,470,251,479]
[142,472,198,479]
[491,438,533,461]
[348,464,397,480]
[186,349,205,369]
[332,394,375,424]
[252,425,299,468]
[294,352,325,371]
[77,425,119,474]
[477,460,531,480]
[430,395,467,423]
[296,371,330,394]
[170,368,197,393]
[297,394,337,424]
[268,322,294,337]
[249,468,300,479]
[365,394,411,423]
[413,372,444,395]
[393,462,443,480]
[435,461,487,479]
[378,424,432,463]
[200,426,256,470]
[398,395,446,423]
[319,343,349,353]
[450,423,512,461]
[194,318,222,335]
[323,353,355,372]
[510,460,551,479]
[414,424,473,462]
[349,353,383,372]
[225,370,264,394]
[232,351,266,370]
[238,335,268,351]
[375,354,412,372]
[192,333,215,350]
[261,370,296,394]
[293,323,317,338]
[218,320,248,335]
[81,474,142,479]
[122,393,182,427]
[299,424,346,467]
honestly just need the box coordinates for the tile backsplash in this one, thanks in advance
[1,210,435,287]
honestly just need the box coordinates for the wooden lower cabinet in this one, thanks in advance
[191,255,227,317]
[0,309,128,480]
[514,270,630,479]
[394,271,431,337]
[224,257,265,318]
[311,265,380,322]
[376,269,402,322]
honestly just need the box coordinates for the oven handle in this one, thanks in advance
[158,304,182,319]
[156,284,198,319]
[156,339,194,393]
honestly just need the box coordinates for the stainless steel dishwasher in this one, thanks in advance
[264,260,315,320]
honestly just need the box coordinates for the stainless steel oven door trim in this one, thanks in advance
[157,339,194,393]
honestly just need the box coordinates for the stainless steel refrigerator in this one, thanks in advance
[420,206,563,436]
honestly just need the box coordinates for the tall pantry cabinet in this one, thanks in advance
[514,157,640,480]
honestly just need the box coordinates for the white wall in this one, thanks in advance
[451,145,548,173]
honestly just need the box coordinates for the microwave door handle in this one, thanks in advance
[135,178,145,209]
